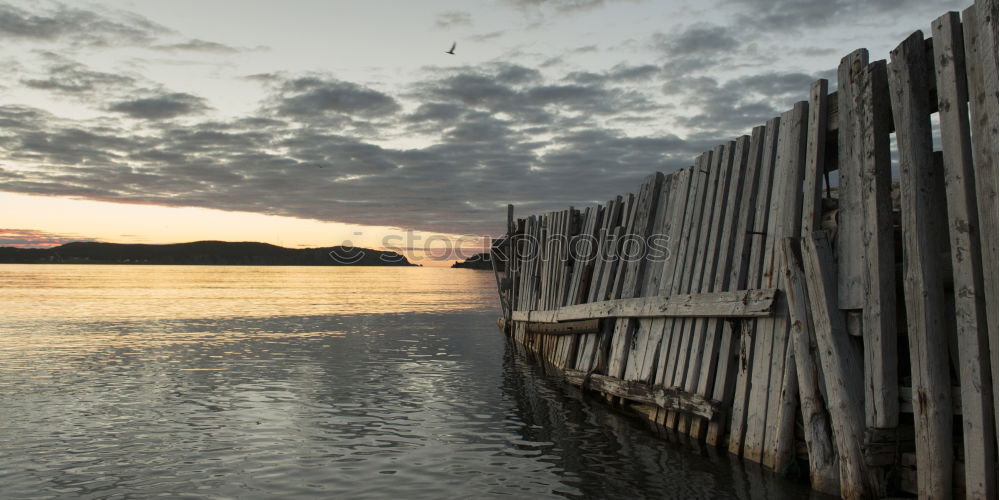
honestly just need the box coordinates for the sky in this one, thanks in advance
[0,0,970,264]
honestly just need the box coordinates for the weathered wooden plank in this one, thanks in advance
[608,173,664,378]
[860,59,900,430]
[626,169,688,383]
[609,194,638,301]
[803,79,829,236]
[511,288,777,323]
[888,29,959,500]
[747,108,799,464]
[646,167,699,430]
[708,128,764,447]
[577,197,626,372]
[653,157,710,387]
[691,137,748,440]
[802,231,872,499]
[933,12,998,500]
[761,101,809,471]
[675,145,727,414]
[781,238,839,495]
[728,118,780,457]
[670,152,721,432]
[837,49,868,310]
[963,0,1000,435]
[899,385,963,415]
[562,370,720,420]
[525,318,601,336]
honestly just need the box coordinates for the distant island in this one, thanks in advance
[0,241,415,266]
[451,252,492,270]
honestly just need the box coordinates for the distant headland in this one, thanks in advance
[0,241,415,266]
[451,252,492,270]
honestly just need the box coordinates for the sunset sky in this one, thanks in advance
[0,0,968,263]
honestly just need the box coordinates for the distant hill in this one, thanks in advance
[451,252,492,270]
[0,241,414,266]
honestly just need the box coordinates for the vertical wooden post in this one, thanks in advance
[838,48,899,436]
[607,172,663,378]
[962,0,1000,436]
[933,12,998,499]
[763,101,810,472]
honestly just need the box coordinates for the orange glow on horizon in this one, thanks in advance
[0,192,490,267]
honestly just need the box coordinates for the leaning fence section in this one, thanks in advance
[491,1,998,498]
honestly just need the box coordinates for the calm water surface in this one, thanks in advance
[0,265,819,499]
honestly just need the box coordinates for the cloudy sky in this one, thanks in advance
[0,0,968,262]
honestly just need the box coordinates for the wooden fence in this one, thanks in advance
[491,1,998,498]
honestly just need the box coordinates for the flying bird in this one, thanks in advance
[445,42,456,55]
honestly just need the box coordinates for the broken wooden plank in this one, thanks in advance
[525,318,601,336]
[781,237,839,496]
[563,369,721,420]
[802,231,873,499]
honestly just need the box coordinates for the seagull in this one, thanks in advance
[445,42,456,55]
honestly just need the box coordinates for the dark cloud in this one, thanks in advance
[273,77,401,119]
[0,1,168,46]
[435,11,472,28]
[108,92,209,120]
[469,31,505,42]
[653,23,741,72]
[661,69,825,136]
[503,0,633,13]
[152,38,243,53]
[20,57,135,95]
[725,0,968,34]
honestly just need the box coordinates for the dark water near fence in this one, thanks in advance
[0,265,820,499]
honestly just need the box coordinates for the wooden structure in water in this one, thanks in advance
[491,1,998,497]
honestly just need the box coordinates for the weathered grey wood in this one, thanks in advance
[888,29,960,500]
[837,49,868,310]
[659,152,714,430]
[708,129,763,447]
[933,12,998,500]
[963,0,1000,436]
[802,231,872,499]
[760,102,809,471]
[608,172,664,378]
[525,318,601,336]
[562,369,721,420]
[728,119,779,457]
[746,105,806,465]
[653,157,710,393]
[577,198,626,371]
[626,169,690,383]
[860,59,900,430]
[781,238,839,495]
[691,137,748,440]
[803,79,829,236]
[609,194,638,302]
[899,385,963,415]
[643,166,696,396]
[676,145,728,411]
[511,288,777,323]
